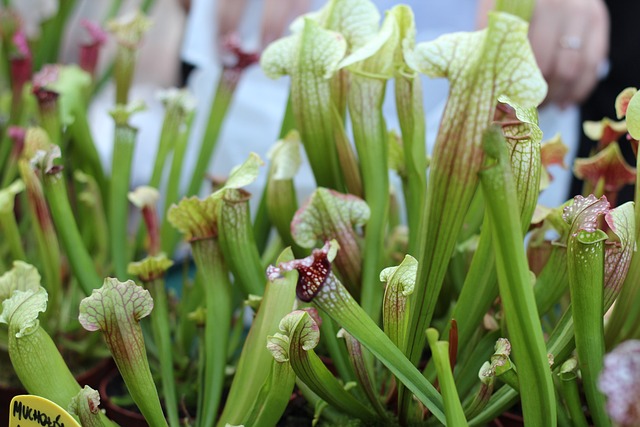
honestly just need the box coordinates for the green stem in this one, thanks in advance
[241,360,296,427]
[18,162,62,319]
[103,312,168,427]
[75,171,109,273]
[332,106,363,198]
[455,330,502,400]
[149,110,180,190]
[43,173,101,295]
[0,210,26,261]
[395,74,426,256]
[567,228,610,427]
[146,277,179,427]
[114,50,135,105]
[7,325,80,408]
[557,360,589,427]
[265,170,303,257]
[191,238,232,427]
[217,189,265,296]
[605,256,640,346]
[104,0,124,22]
[285,311,378,422]
[33,0,77,69]
[445,219,497,362]
[187,71,236,196]
[68,114,108,195]
[427,329,468,426]
[35,92,62,148]
[312,274,445,423]
[218,248,297,426]
[532,245,569,316]
[288,22,345,191]
[160,112,193,255]
[252,187,272,255]
[317,312,357,385]
[109,123,137,279]
[349,75,388,321]
[471,306,577,424]
[338,329,388,418]
[478,127,556,426]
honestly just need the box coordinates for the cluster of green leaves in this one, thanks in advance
[2,0,640,426]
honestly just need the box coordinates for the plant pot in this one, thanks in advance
[0,355,114,425]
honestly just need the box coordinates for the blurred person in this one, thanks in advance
[180,0,609,207]
[572,0,640,203]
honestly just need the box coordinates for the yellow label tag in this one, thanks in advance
[9,395,81,427]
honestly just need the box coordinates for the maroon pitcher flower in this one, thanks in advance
[79,19,107,77]
[10,29,32,93]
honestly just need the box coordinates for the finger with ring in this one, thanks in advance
[559,35,583,50]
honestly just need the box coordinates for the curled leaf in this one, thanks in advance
[291,188,369,248]
[109,101,146,126]
[405,12,546,108]
[262,19,346,80]
[562,194,611,237]
[278,308,321,352]
[81,19,108,45]
[495,96,542,224]
[380,255,417,297]
[337,6,399,78]
[562,195,635,308]
[0,287,47,338]
[128,186,159,209]
[68,385,101,420]
[78,277,153,332]
[267,130,302,181]
[267,333,291,363]
[558,358,579,381]
[127,253,174,282]
[21,127,53,160]
[167,196,218,241]
[47,65,92,127]
[0,179,25,214]
[292,0,380,51]
[107,10,152,49]
[217,152,264,194]
[156,87,197,115]
[381,255,417,350]
[0,261,41,305]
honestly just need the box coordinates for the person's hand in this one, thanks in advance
[477,0,610,108]
[216,0,311,50]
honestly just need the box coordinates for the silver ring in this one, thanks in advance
[559,35,582,50]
